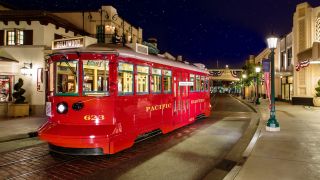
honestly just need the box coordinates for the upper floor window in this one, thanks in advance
[316,17,320,42]
[0,29,33,46]
[118,62,134,95]
[280,51,285,68]
[136,65,149,94]
[96,25,105,43]
[287,47,292,67]
[151,68,161,93]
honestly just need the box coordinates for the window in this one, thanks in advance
[287,47,292,67]
[96,25,105,43]
[201,76,205,91]
[163,70,172,93]
[136,65,149,94]
[316,17,320,42]
[83,60,109,96]
[151,68,161,93]
[205,77,209,91]
[55,61,78,95]
[7,29,24,45]
[190,74,195,92]
[196,75,201,91]
[118,62,134,95]
[280,51,285,68]
[0,76,11,102]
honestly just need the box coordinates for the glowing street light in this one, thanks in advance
[266,35,280,131]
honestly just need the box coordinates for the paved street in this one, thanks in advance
[0,94,254,179]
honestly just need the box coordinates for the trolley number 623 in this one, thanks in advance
[83,115,105,121]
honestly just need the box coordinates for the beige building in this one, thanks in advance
[292,2,320,105]
[52,6,143,45]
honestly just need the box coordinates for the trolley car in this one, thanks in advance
[38,43,211,155]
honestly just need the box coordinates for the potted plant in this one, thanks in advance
[313,79,320,107]
[8,78,29,117]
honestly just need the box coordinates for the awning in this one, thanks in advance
[297,42,320,62]
[0,56,19,63]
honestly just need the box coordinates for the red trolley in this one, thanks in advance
[38,44,211,155]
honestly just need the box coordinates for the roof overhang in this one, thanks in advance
[297,42,320,62]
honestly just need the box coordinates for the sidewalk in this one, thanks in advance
[0,116,47,142]
[231,99,320,180]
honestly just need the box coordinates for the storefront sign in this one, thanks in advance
[52,37,84,50]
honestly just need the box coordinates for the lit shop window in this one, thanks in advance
[151,68,161,93]
[190,74,195,92]
[55,61,78,95]
[0,76,11,102]
[201,76,205,91]
[163,70,172,93]
[83,60,109,96]
[136,65,149,94]
[196,75,201,91]
[118,62,134,95]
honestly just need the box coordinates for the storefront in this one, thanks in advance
[280,76,293,101]
[0,56,19,117]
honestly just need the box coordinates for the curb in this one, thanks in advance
[203,95,261,180]
[223,96,262,180]
[0,131,38,143]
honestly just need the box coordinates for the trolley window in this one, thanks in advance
[136,65,149,94]
[83,60,109,96]
[118,62,134,95]
[205,77,209,91]
[55,61,78,96]
[190,74,195,92]
[196,75,201,91]
[163,70,172,93]
[151,68,161,93]
[201,76,205,91]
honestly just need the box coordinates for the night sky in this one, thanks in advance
[1,0,320,68]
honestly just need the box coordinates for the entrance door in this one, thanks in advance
[173,72,189,126]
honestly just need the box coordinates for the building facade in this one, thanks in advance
[292,2,320,105]
[52,6,143,45]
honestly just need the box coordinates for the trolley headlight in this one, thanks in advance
[57,102,68,114]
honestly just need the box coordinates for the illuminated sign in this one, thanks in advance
[179,82,194,86]
[52,37,84,50]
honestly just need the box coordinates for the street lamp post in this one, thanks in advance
[266,36,280,131]
[255,66,261,105]
[242,74,247,99]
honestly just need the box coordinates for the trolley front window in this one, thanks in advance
[83,60,109,96]
[55,61,78,96]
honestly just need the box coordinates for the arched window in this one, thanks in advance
[316,15,320,42]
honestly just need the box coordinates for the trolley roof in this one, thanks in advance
[51,44,208,74]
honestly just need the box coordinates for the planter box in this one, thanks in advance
[8,103,29,117]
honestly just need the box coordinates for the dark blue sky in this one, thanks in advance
[1,0,320,68]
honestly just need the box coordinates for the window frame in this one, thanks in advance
[163,69,172,94]
[54,60,79,96]
[6,29,24,46]
[190,74,195,92]
[118,62,134,96]
[136,65,150,95]
[151,68,162,94]
[82,59,110,96]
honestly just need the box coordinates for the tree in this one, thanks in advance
[315,80,320,97]
[12,78,26,104]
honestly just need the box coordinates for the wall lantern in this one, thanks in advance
[21,63,33,76]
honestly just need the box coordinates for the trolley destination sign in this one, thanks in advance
[52,37,85,50]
